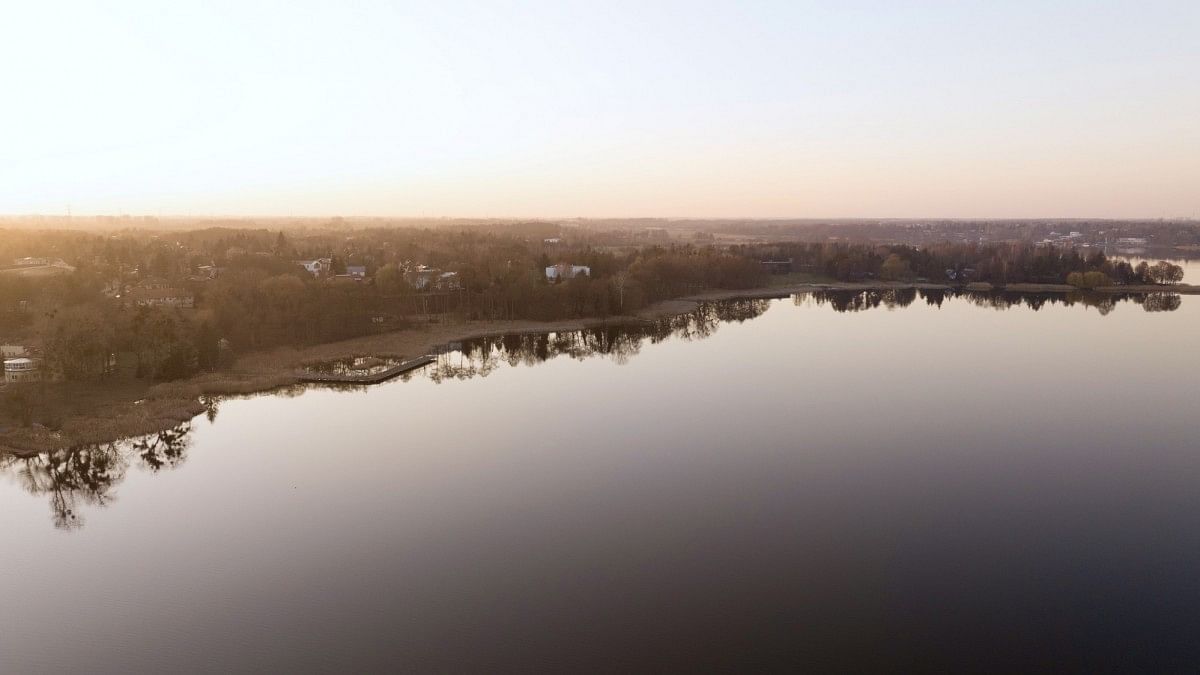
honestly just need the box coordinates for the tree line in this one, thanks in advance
[2,226,1190,388]
[742,241,1185,286]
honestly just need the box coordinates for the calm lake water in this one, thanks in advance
[3,290,1200,672]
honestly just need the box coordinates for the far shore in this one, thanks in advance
[697,280,1200,298]
[2,279,1195,457]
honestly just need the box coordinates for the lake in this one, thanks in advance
[3,290,1200,672]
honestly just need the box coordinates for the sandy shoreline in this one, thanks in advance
[3,280,1195,456]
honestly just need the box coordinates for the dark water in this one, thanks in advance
[3,291,1200,672]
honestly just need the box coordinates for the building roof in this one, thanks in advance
[126,287,194,301]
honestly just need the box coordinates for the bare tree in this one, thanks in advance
[613,270,630,311]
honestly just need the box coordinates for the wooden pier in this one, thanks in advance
[297,354,436,384]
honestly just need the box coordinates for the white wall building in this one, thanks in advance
[4,358,39,383]
[297,258,332,277]
[546,264,591,281]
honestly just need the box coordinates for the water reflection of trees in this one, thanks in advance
[0,423,192,530]
[798,288,921,312]
[425,299,772,382]
[1142,293,1182,312]
[799,289,1182,315]
[6,290,1182,528]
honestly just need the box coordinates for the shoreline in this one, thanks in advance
[0,311,683,457]
[3,280,1195,457]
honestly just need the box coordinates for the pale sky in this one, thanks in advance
[1,1,1197,218]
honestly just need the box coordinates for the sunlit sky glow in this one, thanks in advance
[1,1,1197,218]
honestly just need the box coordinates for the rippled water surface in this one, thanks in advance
[3,291,1200,672]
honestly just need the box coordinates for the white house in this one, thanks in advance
[4,357,39,383]
[437,271,462,290]
[407,266,462,291]
[410,266,439,290]
[297,258,332,277]
[546,264,590,281]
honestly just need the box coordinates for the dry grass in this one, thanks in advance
[1,397,207,456]
[148,372,300,399]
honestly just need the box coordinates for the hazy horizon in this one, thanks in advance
[3,2,1197,219]
[5,214,1200,226]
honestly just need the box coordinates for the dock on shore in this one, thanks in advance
[298,354,436,384]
